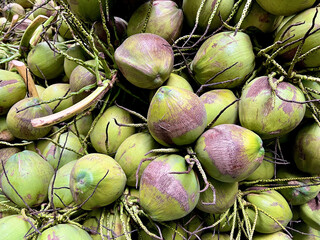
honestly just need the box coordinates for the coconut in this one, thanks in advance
[127,0,183,44]
[203,212,234,233]
[302,79,320,118]
[190,31,255,89]
[291,222,320,239]
[253,232,292,240]
[0,147,20,173]
[239,76,306,139]
[90,105,135,156]
[0,116,15,142]
[2,3,25,21]
[0,150,54,207]
[114,33,174,89]
[70,153,127,210]
[0,215,33,240]
[32,0,56,18]
[37,224,92,240]
[195,124,265,182]
[139,154,200,222]
[0,69,27,115]
[245,152,275,181]
[147,86,207,146]
[69,112,93,136]
[6,97,52,140]
[63,44,87,79]
[299,193,320,231]
[162,221,187,240]
[183,0,234,33]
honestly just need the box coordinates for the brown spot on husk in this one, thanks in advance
[307,193,320,211]
[246,76,270,99]
[0,79,18,87]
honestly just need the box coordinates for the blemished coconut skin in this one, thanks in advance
[299,193,320,231]
[293,121,320,175]
[190,31,255,89]
[147,86,207,146]
[139,154,200,222]
[0,150,54,208]
[239,76,306,139]
[70,153,127,210]
[114,33,174,89]
[245,188,293,234]
[0,70,27,115]
[37,224,92,240]
[127,0,183,44]
[195,124,265,183]
[256,0,316,16]
[0,215,33,240]
[6,97,53,140]
[252,231,292,240]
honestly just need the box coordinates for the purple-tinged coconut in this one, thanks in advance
[127,0,183,44]
[139,154,200,222]
[194,124,265,183]
[239,76,306,139]
[299,193,320,231]
[115,33,174,89]
[147,86,207,146]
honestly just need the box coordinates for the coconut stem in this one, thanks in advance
[31,75,117,128]
[8,60,39,98]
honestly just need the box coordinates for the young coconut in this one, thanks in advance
[0,147,20,173]
[252,231,292,240]
[147,86,207,146]
[63,44,87,79]
[139,154,200,222]
[239,76,306,139]
[114,33,174,89]
[190,31,255,89]
[299,192,320,231]
[70,153,127,210]
[37,223,92,240]
[0,150,54,208]
[0,215,33,240]
[194,124,265,183]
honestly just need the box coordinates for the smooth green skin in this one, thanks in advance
[0,215,32,240]
[27,131,84,169]
[253,231,292,240]
[274,7,320,67]
[256,0,316,16]
[191,31,255,89]
[200,89,238,128]
[41,83,73,113]
[292,222,320,240]
[245,189,293,234]
[201,233,230,240]
[90,105,135,156]
[27,41,67,80]
[162,221,187,240]
[195,124,264,183]
[0,147,20,173]
[6,97,52,140]
[70,153,127,210]
[66,0,108,22]
[0,116,15,141]
[127,1,183,44]
[245,155,275,181]
[299,193,320,231]
[302,80,320,118]
[196,176,238,214]
[115,132,160,187]
[48,160,76,209]
[37,224,92,240]
[239,76,306,139]
[114,33,174,89]
[139,154,200,222]
[0,69,27,115]
[293,122,320,174]
[69,113,93,136]
[234,1,283,33]
[277,166,320,205]
[147,86,207,146]
[64,44,87,79]
[183,0,234,33]
[0,150,54,207]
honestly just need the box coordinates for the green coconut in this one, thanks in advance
[70,153,127,210]
[0,150,54,207]
[201,233,230,240]
[32,0,56,18]
[183,0,234,33]
[195,124,265,182]
[2,3,25,21]
[256,0,316,16]
[245,188,293,234]
[292,222,320,240]
[203,212,235,232]
[115,132,160,187]
[162,221,187,240]
[0,116,15,142]
[253,231,292,240]
[90,105,135,156]
[245,152,275,181]
[37,224,92,240]
[6,97,52,140]
[27,41,67,80]
[0,215,34,240]
[14,0,35,8]
[200,89,238,128]
[0,69,27,115]
[299,193,320,231]
[63,44,87,79]
[40,83,73,113]
[190,31,255,89]
[302,80,320,118]
[114,33,174,89]
[69,112,93,136]
[0,147,20,173]
[127,0,183,44]
[147,86,207,146]
[196,176,238,214]
[293,121,320,175]
[48,160,77,209]
[139,154,200,222]
[239,76,306,139]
